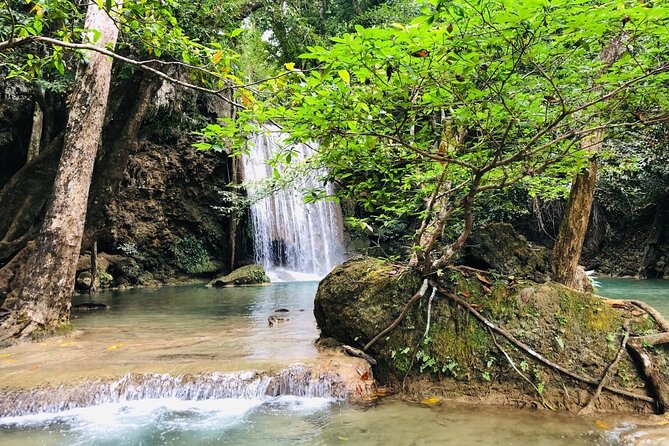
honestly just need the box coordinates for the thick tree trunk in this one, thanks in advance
[0,2,121,341]
[552,133,601,290]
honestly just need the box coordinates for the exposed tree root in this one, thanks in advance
[629,300,669,332]
[601,297,669,413]
[630,332,669,346]
[579,331,629,415]
[364,279,428,352]
[361,273,667,413]
[602,298,669,333]
[627,338,669,414]
[427,280,656,406]
[487,326,553,409]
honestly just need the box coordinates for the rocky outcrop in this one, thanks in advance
[315,257,669,413]
[207,264,270,287]
[458,222,551,282]
[75,252,153,290]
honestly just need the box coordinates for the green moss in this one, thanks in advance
[98,271,114,288]
[208,264,270,286]
[29,321,73,341]
[628,314,658,335]
[552,284,620,334]
[171,236,216,275]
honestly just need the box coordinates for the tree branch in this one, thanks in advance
[579,331,629,415]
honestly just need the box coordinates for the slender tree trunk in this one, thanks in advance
[639,197,669,279]
[552,133,601,289]
[552,36,625,289]
[89,241,97,297]
[229,157,238,270]
[26,102,43,163]
[0,2,121,340]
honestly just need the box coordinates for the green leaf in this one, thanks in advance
[53,59,65,75]
[338,69,350,84]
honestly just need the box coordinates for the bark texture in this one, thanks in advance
[0,2,121,340]
[552,138,600,290]
[639,198,669,279]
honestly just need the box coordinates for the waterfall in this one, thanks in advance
[242,126,345,281]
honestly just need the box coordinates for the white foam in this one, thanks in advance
[0,398,263,428]
[268,268,323,283]
[0,396,334,432]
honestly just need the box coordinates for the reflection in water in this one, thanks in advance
[0,283,320,389]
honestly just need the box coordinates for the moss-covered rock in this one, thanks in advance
[458,222,551,282]
[315,257,669,413]
[207,264,270,287]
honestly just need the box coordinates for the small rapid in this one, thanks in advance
[0,366,348,419]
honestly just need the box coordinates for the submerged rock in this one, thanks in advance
[268,315,289,326]
[72,302,110,311]
[207,264,270,287]
[315,257,669,413]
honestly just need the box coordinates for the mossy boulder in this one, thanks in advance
[207,264,270,287]
[458,222,551,282]
[315,257,669,413]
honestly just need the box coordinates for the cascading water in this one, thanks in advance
[242,126,345,281]
[0,366,350,418]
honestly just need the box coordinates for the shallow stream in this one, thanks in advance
[0,278,667,445]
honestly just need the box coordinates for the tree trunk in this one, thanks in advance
[552,36,625,289]
[552,133,601,290]
[229,157,239,270]
[639,197,669,279]
[26,102,43,163]
[89,241,97,297]
[0,2,121,341]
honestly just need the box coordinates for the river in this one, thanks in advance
[0,278,667,445]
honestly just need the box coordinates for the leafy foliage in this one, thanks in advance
[208,0,669,271]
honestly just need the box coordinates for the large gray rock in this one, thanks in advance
[207,264,270,287]
[459,222,551,282]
